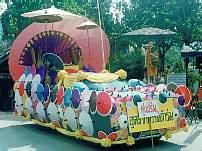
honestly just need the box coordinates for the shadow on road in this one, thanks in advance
[0,124,185,151]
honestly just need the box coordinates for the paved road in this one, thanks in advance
[0,112,202,151]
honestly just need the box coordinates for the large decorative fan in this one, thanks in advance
[19,31,82,66]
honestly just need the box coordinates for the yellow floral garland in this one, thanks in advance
[75,130,83,139]
[57,69,127,88]
[126,136,135,146]
[164,129,172,140]
[115,69,127,79]
[100,138,112,147]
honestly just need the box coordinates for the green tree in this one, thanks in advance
[1,0,88,40]
[2,0,45,39]
[119,0,202,73]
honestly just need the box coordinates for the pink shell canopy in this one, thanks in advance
[9,15,110,80]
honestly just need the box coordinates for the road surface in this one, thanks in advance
[0,112,202,151]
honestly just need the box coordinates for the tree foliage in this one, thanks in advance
[2,0,202,80]
[1,0,99,39]
[116,0,202,73]
[122,0,202,45]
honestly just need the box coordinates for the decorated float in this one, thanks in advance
[9,9,190,148]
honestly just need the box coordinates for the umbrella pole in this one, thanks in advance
[97,0,105,70]
[44,21,48,53]
[87,29,90,58]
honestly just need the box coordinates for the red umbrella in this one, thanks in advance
[176,85,192,107]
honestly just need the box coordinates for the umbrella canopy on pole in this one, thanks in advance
[97,0,105,70]
[21,6,83,23]
[77,21,99,62]
[123,27,176,37]
[122,27,176,83]
[77,21,99,30]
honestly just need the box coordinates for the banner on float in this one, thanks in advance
[137,100,160,118]
[127,98,177,133]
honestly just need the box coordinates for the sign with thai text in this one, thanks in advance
[137,100,160,118]
[127,98,177,133]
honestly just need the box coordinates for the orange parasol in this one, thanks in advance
[176,85,192,107]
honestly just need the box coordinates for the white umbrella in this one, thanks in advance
[25,97,34,115]
[14,89,23,116]
[77,21,98,30]
[36,102,46,121]
[77,21,99,58]
[21,6,83,23]
[64,107,77,131]
[47,102,59,122]
[79,111,94,136]
[123,27,176,37]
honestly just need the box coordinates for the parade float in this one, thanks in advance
[9,8,190,148]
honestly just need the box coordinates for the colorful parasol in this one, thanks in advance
[43,84,50,102]
[25,97,34,115]
[24,74,33,88]
[42,53,64,71]
[56,86,64,105]
[71,88,81,109]
[64,107,77,131]
[36,83,44,102]
[9,16,110,80]
[64,88,72,107]
[79,111,94,136]
[47,102,59,122]
[80,88,91,112]
[36,102,46,121]
[89,91,97,113]
[156,84,167,92]
[133,95,142,106]
[128,79,146,87]
[96,92,112,116]
[167,82,177,92]
[159,92,168,104]
[176,85,192,107]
